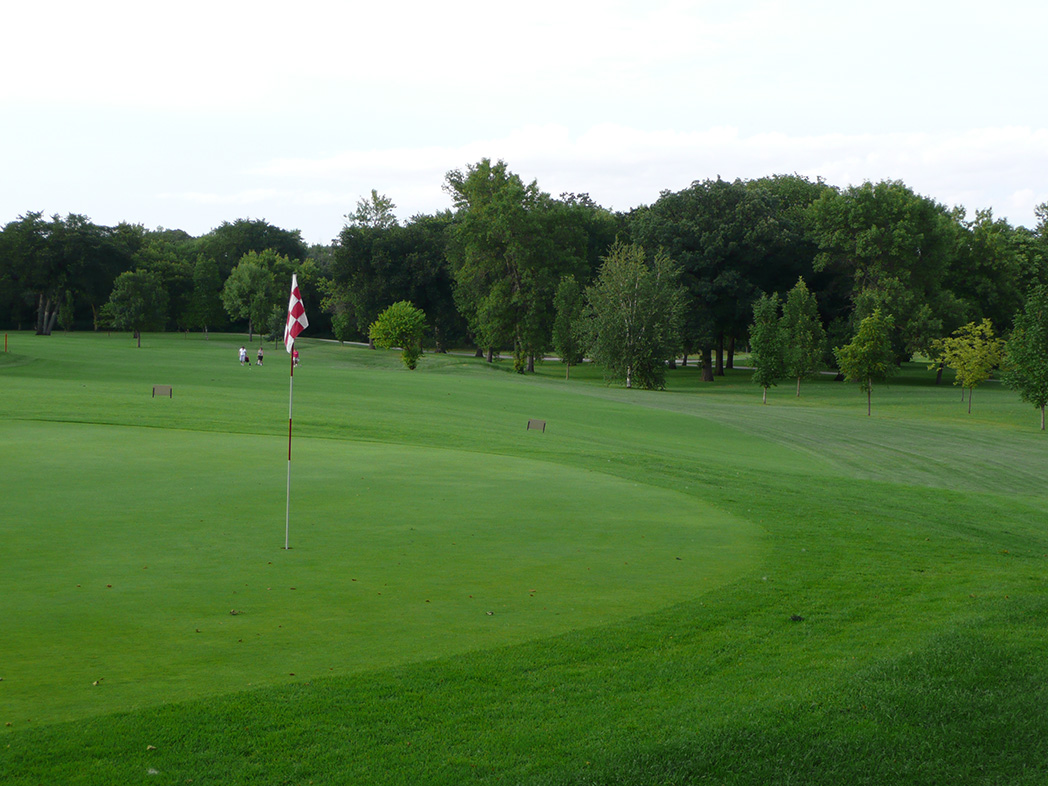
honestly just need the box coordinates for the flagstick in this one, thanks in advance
[285,348,295,549]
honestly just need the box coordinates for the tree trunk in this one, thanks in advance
[701,347,714,382]
[135,330,141,348]
[1042,406,1045,431]
[565,362,570,381]
[715,332,725,376]
[935,362,944,385]
[867,384,872,416]
[681,353,688,367]
[527,354,535,373]
[474,347,483,358]
[486,348,494,363]
[45,306,59,335]
[968,387,973,414]
[762,386,767,405]
[727,336,735,369]
[796,376,801,397]
[667,358,677,369]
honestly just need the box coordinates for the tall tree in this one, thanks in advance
[1004,285,1048,429]
[185,257,225,337]
[834,308,897,416]
[444,159,589,371]
[630,178,787,380]
[197,219,307,280]
[749,292,785,404]
[781,277,826,396]
[552,275,585,380]
[101,270,169,347]
[222,250,289,340]
[809,180,962,362]
[582,242,686,390]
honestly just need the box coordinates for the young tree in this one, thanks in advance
[101,269,169,347]
[369,300,427,370]
[1004,285,1048,429]
[834,308,896,415]
[552,275,585,380]
[781,277,826,396]
[582,242,686,390]
[937,319,1004,414]
[749,292,784,404]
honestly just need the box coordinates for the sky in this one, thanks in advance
[2,0,1046,246]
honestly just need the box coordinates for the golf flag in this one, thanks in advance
[284,274,307,550]
[285,274,308,353]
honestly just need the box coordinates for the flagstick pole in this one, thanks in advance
[285,348,294,549]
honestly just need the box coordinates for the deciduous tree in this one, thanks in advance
[582,242,686,390]
[1004,285,1048,429]
[749,292,784,404]
[101,270,169,347]
[936,319,1004,414]
[834,308,896,416]
[781,277,826,396]
[369,300,427,369]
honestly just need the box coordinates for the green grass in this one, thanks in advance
[3,332,1048,784]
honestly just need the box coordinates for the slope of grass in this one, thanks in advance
[3,332,1048,784]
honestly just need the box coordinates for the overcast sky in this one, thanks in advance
[2,0,1045,245]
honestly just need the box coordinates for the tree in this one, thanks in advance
[630,177,798,380]
[350,189,399,230]
[196,219,307,280]
[444,159,590,370]
[936,319,1004,414]
[369,300,427,370]
[101,270,169,347]
[809,180,961,363]
[185,257,225,337]
[781,277,826,396]
[834,308,897,416]
[552,275,586,379]
[221,250,289,340]
[582,242,686,390]
[1004,286,1048,429]
[749,292,785,404]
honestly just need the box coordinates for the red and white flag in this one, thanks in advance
[284,274,308,353]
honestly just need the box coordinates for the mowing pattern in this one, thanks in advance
[3,333,1048,785]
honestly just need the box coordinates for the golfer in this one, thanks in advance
[257,346,264,365]
[239,346,248,365]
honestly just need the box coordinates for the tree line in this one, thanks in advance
[2,159,1047,395]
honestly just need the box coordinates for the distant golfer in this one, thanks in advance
[256,346,264,366]
[293,348,300,367]
[239,346,248,365]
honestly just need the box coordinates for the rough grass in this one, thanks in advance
[3,332,1048,785]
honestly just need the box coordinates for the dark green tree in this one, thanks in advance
[1004,285,1048,429]
[552,275,585,379]
[781,277,826,396]
[101,269,169,347]
[185,257,225,337]
[749,292,785,404]
[222,250,289,340]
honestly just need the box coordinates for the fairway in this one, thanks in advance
[4,332,1048,785]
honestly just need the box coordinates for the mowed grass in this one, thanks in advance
[3,332,1048,784]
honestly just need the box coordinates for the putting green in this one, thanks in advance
[2,420,761,725]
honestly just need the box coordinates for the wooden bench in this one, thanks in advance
[526,419,546,432]
[152,385,173,398]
